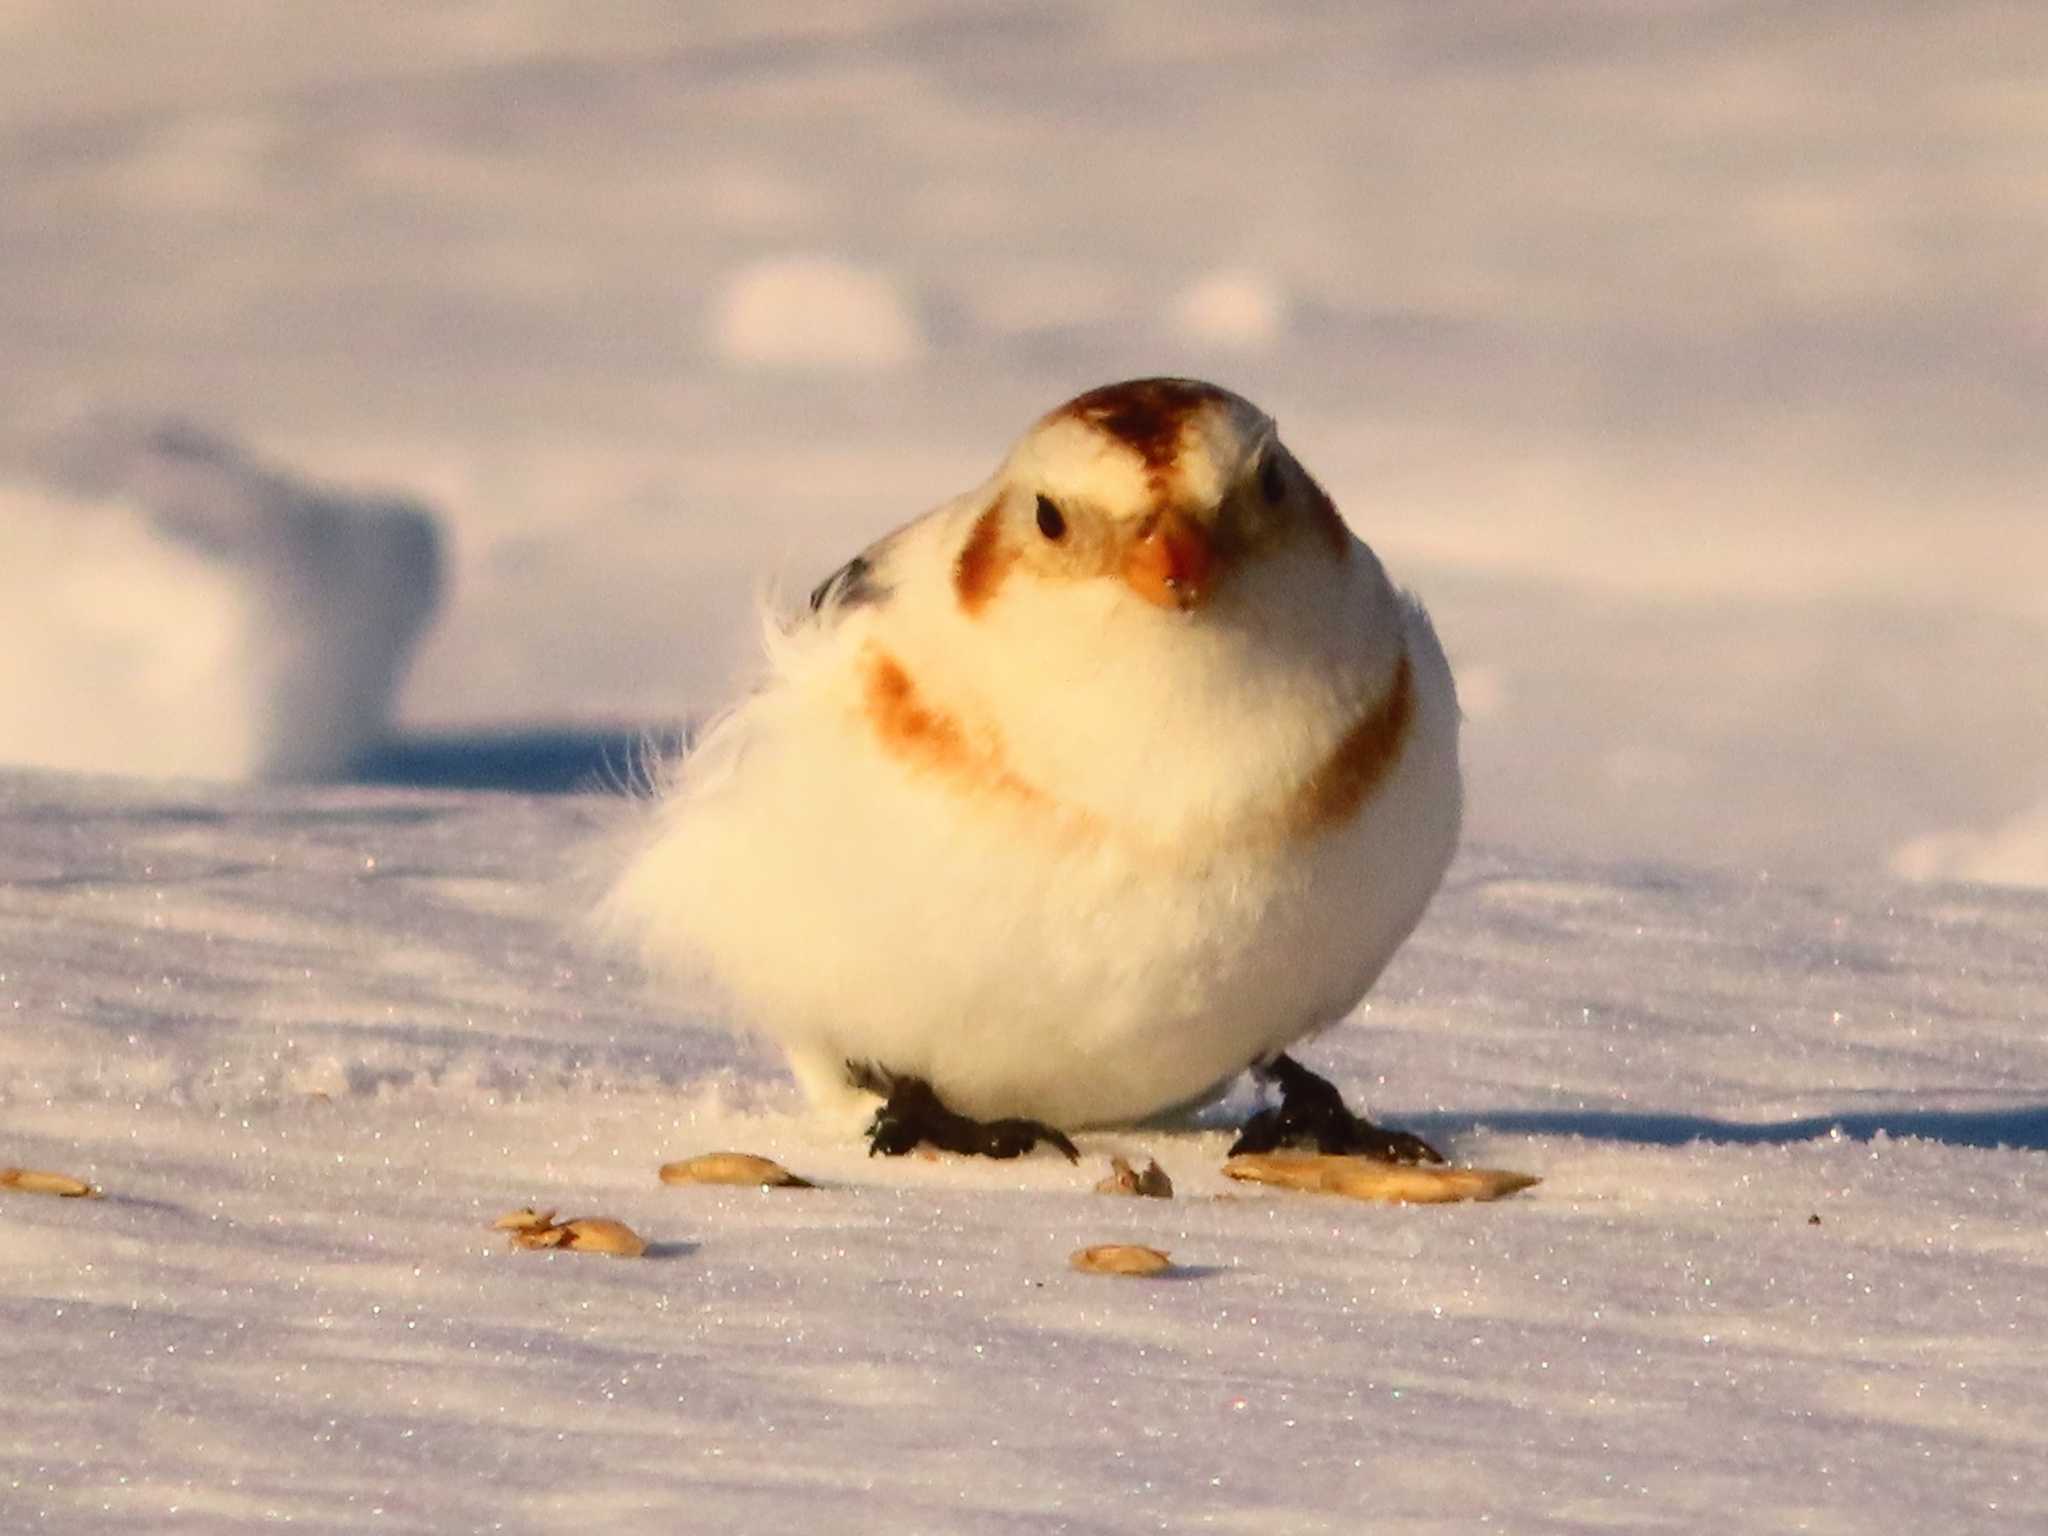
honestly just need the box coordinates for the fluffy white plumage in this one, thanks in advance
[602,379,1461,1132]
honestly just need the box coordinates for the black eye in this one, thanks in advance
[1035,494,1067,541]
[1258,451,1287,505]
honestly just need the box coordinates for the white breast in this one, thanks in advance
[603,572,1462,1127]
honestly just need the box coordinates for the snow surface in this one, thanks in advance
[4,772,2044,1531]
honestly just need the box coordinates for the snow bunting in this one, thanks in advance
[603,379,1461,1160]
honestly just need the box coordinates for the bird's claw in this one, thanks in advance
[1229,1053,1442,1164]
[858,1068,1079,1162]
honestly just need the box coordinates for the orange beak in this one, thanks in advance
[1122,509,1217,610]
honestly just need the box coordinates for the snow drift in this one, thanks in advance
[0,418,442,782]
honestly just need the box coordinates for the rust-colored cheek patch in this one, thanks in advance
[861,648,1049,811]
[1285,652,1415,836]
[953,500,1014,615]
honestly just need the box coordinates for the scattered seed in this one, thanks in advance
[492,1207,558,1232]
[508,1224,572,1250]
[1070,1243,1174,1277]
[1223,1153,1539,1204]
[0,1168,97,1199]
[492,1208,647,1257]
[658,1152,813,1188]
[1094,1156,1173,1199]
[552,1218,647,1257]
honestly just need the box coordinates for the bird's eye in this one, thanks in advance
[1258,451,1287,505]
[1035,494,1067,541]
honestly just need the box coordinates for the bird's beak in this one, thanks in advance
[1122,508,1217,610]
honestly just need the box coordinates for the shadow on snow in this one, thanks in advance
[350,725,681,796]
[1417,1103,2048,1153]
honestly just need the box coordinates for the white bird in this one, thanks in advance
[602,379,1462,1160]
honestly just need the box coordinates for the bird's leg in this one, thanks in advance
[848,1062,1079,1162]
[1229,1053,1442,1163]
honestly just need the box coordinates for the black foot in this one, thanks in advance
[849,1062,1079,1163]
[1228,1054,1442,1163]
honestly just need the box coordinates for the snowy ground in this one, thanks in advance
[4,773,2043,1531]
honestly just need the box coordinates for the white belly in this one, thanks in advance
[606,607,1463,1128]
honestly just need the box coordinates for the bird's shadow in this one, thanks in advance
[350,725,680,795]
[1410,1104,2048,1154]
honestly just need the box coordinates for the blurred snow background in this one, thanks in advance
[2,0,2043,881]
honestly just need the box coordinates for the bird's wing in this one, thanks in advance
[806,548,886,620]
[803,517,922,625]
[804,473,1002,628]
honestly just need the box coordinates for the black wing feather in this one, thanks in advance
[807,549,891,619]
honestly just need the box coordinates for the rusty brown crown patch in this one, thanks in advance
[1056,378,1234,494]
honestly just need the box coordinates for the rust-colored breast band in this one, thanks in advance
[1285,651,1415,837]
[860,642,1410,852]
[861,647,1048,811]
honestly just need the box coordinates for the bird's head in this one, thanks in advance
[828,379,1413,842]
[956,378,1356,620]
